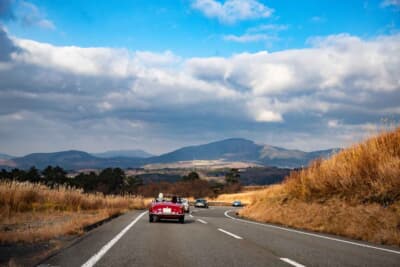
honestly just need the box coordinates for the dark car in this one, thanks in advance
[232,200,242,207]
[194,198,209,208]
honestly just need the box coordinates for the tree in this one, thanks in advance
[0,169,11,181]
[182,171,200,181]
[98,168,125,194]
[26,166,41,183]
[124,175,143,193]
[225,168,240,184]
[72,171,98,192]
[42,166,67,187]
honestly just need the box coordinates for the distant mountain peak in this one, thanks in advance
[1,139,338,170]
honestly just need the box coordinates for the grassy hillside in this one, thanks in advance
[240,127,400,246]
[0,181,145,244]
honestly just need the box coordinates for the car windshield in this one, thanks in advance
[156,195,182,203]
[196,199,206,203]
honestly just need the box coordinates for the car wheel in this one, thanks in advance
[149,215,153,223]
[179,216,184,224]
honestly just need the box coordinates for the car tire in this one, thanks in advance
[179,216,184,224]
[149,215,153,223]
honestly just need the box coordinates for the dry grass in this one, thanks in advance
[0,181,146,244]
[209,187,269,205]
[241,127,400,246]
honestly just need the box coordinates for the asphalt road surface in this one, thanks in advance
[40,206,400,267]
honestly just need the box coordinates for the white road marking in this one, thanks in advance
[218,228,243,239]
[189,214,194,218]
[280,258,306,267]
[196,219,208,224]
[224,210,400,255]
[81,211,148,267]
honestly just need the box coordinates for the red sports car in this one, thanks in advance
[149,194,185,223]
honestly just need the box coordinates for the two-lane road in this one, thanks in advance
[40,207,400,267]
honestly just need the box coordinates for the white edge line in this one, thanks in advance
[224,210,400,255]
[280,258,306,267]
[218,228,243,239]
[196,219,208,224]
[81,211,148,267]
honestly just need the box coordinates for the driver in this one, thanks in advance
[157,192,164,202]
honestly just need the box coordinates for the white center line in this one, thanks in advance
[280,258,306,267]
[81,211,148,267]
[218,228,243,239]
[196,219,208,224]
[224,210,400,255]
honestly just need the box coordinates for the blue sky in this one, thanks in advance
[0,0,399,155]
[4,0,399,56]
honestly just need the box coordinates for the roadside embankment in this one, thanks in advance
[0,181,146,266]
[240,127,400,246]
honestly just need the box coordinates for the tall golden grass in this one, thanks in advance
[241,127,400,246]
[209,187,269,205]
[0,181,145,244]
[285,127,400,204]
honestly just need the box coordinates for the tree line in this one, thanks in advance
[0,166,241,197]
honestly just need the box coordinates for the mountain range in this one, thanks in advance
[0,138,338,170]
[92,149,154,158]
[0,153,14,160]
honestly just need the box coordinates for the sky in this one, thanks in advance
[0,0,399,156]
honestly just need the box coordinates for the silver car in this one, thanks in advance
[194,199,209,208]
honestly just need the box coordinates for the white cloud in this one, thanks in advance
[255,110,283,122]
[247,24,289,32]
[1,32,400,154]
[224,23,287,43]
[18,1,56,30]
[381,0,400,7]
[223,33,274,42]
[134,50,181,67]
[192,0,273,24]
[36,19,55,30]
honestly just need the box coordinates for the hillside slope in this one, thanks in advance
[1,139,336,170]
[148,138,336,168]
[0,153,13,160]
[240,127,400,246]
[12,151,145,170]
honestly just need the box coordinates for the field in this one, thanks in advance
[209,186,269,205]
[0,181,146,244]
[240,127,400,246]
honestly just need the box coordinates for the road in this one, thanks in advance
[40,206,400,267]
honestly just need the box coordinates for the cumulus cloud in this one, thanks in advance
[0,29,399,154]
[0,26,19,61]
[192,0,273,24]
